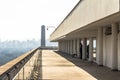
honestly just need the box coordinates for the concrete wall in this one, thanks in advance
[50,0,119,41]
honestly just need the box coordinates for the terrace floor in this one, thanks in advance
[39,50,120,80]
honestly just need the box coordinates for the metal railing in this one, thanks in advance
[0,46,58,80]
[0,48,38,80]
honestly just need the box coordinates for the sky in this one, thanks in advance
[0,0,79,41]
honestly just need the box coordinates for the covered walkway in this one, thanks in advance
[40,50,120,80]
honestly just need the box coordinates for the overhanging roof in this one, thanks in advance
[50,0,120,42]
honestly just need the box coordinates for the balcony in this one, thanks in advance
[1,47,120,80]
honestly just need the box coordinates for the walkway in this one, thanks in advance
[40,50,120,80]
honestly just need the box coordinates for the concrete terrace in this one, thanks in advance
[40,50,120,80]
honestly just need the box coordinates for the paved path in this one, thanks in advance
[40,50,120,80]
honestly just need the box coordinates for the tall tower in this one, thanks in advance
[41,25,46,47]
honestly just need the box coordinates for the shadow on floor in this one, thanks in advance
[54,51,120,80]
[30,49,42,80]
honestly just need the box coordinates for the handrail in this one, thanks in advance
[0,48,38,80]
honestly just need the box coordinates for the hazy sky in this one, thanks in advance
[0,0,79,41]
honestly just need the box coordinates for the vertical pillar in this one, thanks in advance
[89,38,93,61]
[67,41,69,54]
[62,42,64,52]
[60,41,62,51]
[18,73,20,80]
[69,40,71,54]
[58,41,60,51]
[68,41,70,54]
[65,41,67,53]
[63,41,64,52]
[60,41,61,51]
[63,41,65,52]
[82,38,87,60]
[61,42,63,52]
[77,39,80,57]
[75,40,77,55]
[70,40,73,55]
[23,67,25,80]
[62,41,64,52]
[69,40,71,55]
[41,25,46,47]
[73,40,76,55]
[111,23,118,70]
[96,27,103,65]
[65,41,66,53]
[66,41,68,53]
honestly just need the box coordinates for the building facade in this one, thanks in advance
[50,0,120,70]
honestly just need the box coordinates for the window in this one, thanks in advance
[105,27,111,35]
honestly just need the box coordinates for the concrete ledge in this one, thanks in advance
[0,48,38,80]
[39,46,58,50]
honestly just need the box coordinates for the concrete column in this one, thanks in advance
[70,40,73,55]
[73,40,76,55]
[75,40,77,55]
[61,42,63,52]
[63,41,66,52]
[67,41,69,54]
[62,42,64,52]
[89,38,93,62]
[69,40,71,55]
[63,41,65,52]
[58,41,60,51]
[61,42,62,52]
[64,41,66,53]
[66,41,68,54]
[66,41,68,53]
[65,41,68,53]
[77,39,80,57]
[96,27,103,65]
[65,41,67,53]
[63,41,65,53]
[68,41,70,54]
[82,38,87,60]
[41,25,46,47]
[111,23,118,70]
[59,41,61,51]
[62,42,63,52]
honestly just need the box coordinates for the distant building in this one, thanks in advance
[50,0,120,70]
[41,25,46,47]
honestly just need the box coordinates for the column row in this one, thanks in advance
[58,38,94,61]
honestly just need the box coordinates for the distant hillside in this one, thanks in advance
[0,39,58,66]
[0,40,39,66]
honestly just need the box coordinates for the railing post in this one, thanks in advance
[23,67,25,80]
